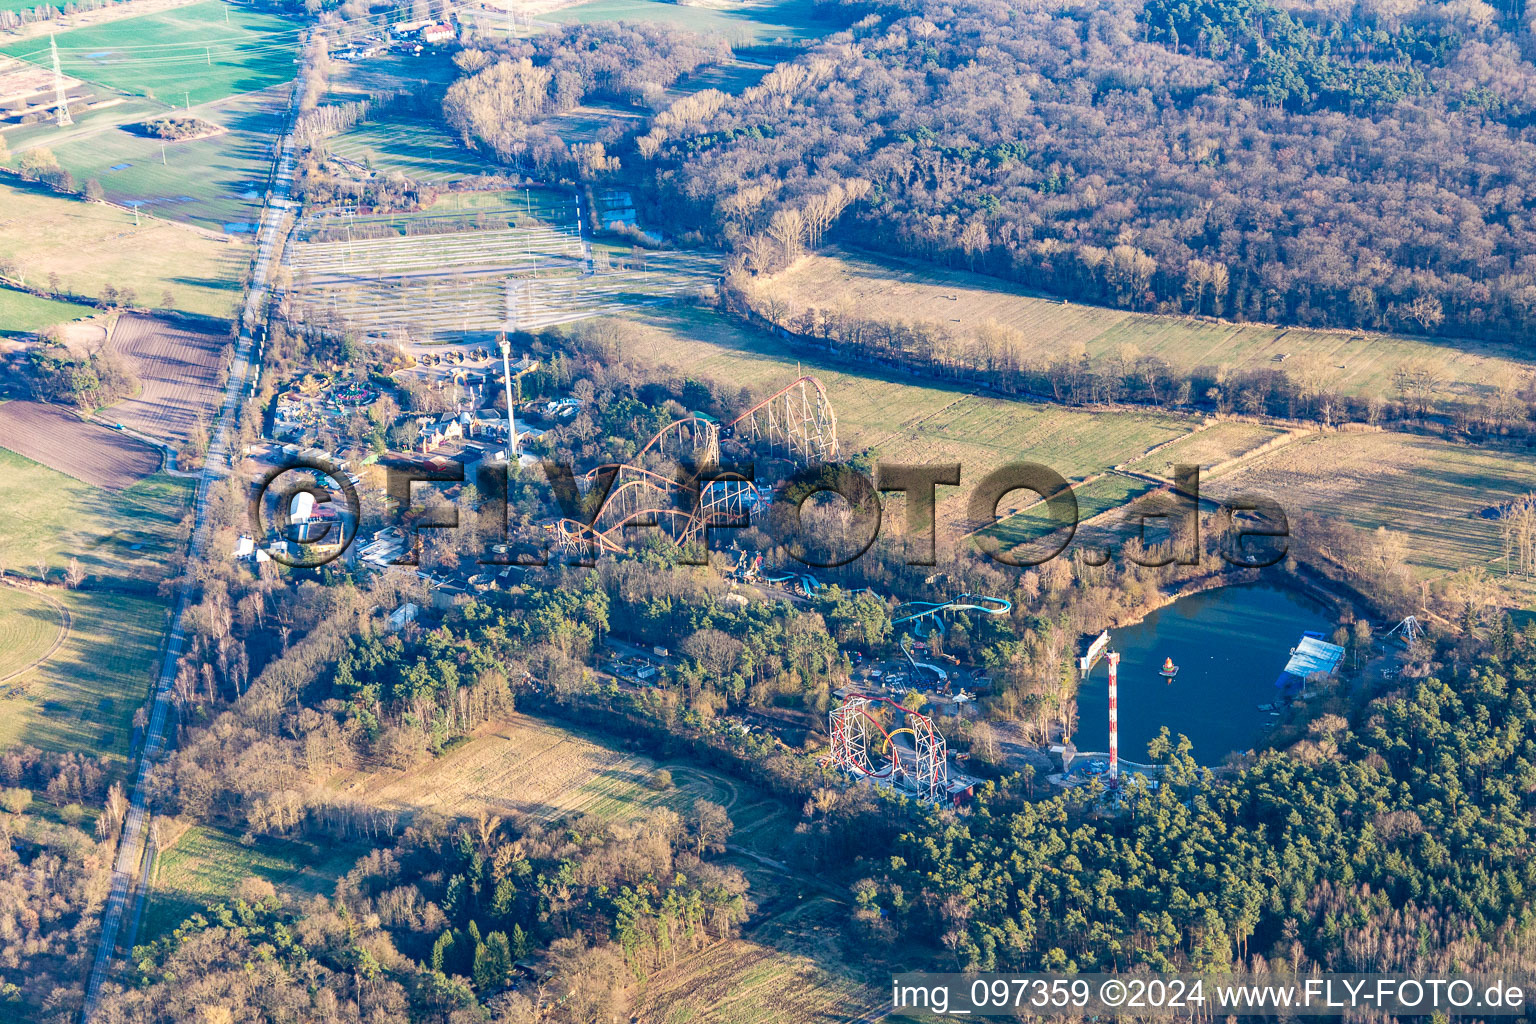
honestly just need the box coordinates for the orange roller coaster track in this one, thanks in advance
[726,376,839,464]
[553,377,836,553]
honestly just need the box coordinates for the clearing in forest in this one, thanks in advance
[765,251,1531,408]
[139,824,363,941]
[358,713,736,825]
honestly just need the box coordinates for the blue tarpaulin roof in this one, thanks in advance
[1284,636,1344,678]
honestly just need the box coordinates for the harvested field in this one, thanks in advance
[634,899,879,1024]
[106,313,227,445]
[1124,420,1293,479]
[765,251,1533,408]
[0,400,159,487]
[1204,431,1536,576]
[359,714,735,824]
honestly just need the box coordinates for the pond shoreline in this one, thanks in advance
[1070,575,1346,762]
[1098,566,1353,635]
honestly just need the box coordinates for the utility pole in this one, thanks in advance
[50,33,72,126]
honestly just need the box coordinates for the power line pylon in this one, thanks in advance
[50,34,72,127]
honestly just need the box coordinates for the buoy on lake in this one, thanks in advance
[1160,657,1180,682]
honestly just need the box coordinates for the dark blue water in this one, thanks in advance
[1073,584,1335,763]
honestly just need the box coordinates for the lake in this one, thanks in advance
[1072,583,1336,764]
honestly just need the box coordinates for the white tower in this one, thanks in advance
[499,339,518,460]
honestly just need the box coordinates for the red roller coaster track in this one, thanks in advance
[827,693,949,802]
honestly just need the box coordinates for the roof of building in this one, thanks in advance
[1281,636,1345,681]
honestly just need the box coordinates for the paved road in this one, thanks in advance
[78,34,312,1024]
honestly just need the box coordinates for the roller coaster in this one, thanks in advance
[891,594,1013,627]
[552,377,839,554]
[827,693,950,802]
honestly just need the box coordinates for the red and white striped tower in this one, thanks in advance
[1106,651,1120,786]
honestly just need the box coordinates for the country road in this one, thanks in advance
[77,33,313,1023]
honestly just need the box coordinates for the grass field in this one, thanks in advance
[1,1,300,107]
[0,180,244,317]
[0,586,66,682]
[139,825,362,940]
[616,307,1194,535]
[36,86,287,232]
[359,713,738,824]
[547,0,823,44]
[766,252,1534,409]
[0,590,169,758]
[1124,420,1293,479]
[0,447,192,583]
[0,285,95,337]
[1204,431,1536,577]
[0,449,189,757]
[286,194,718,338]
[325,115,499,185]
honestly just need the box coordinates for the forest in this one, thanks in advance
[607,0,1536,340]
[881,649,1536,976]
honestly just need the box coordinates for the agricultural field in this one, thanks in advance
[0,446,191,585]
[0,586,67,683]
[615,307,1194,535]
[138,825,362,941]
[0,285,95,337]
[105,313,229,446]
[0,401,162,487]
[0,447,190,757]
[547,0,824,44]
[357,713,738,825]
[285,191,718,339]
[766,252,1532,408]
[1124,420,1295,480]
[0,589,169,758]
[1203,431,1536,577]
[0,180,245,317]
[1,0,301,107]
[980,472,1160,553]
[35,86,288,232]
[632,914,884,1024]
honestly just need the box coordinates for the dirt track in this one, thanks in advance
[0,400,159,488]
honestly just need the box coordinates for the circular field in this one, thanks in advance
[0,587,68,683]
